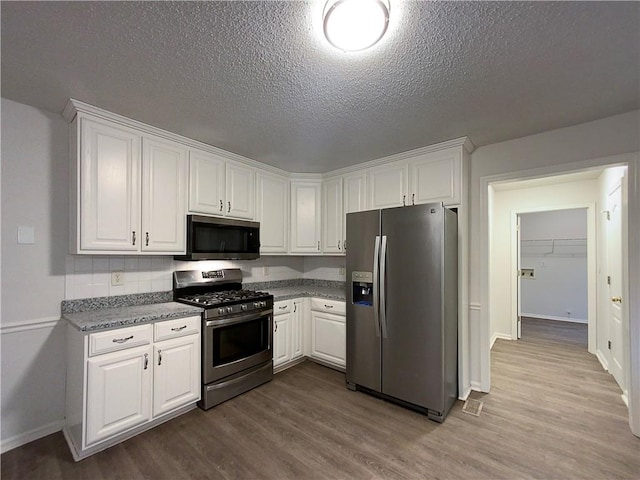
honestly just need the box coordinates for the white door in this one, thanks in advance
[516,215,522,339]
[310,311,346,367]
[153,335,200,417]
[86,346,152,445]
[291,301,303,360]
[607,182,625,391]
[141,136,188,252]
[256,171,289,253]
[368,162,408,209]
[273,313,292,367]
[290,180,322,254]
[408,148,461,206]
[80,117,141,251]
[322,177,343,254]
[226,162,255,219]
[189,150,226,216]
[343,172,367,252]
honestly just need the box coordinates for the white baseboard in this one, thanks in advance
[621,392,629,408]
[521,313,587,324]
[595,349,610,372]
[470,381,484,392]
[490,332,512,349]
[1,420,64,453]
[458,385,472,401]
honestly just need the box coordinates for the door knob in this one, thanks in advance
[611,296,622,303]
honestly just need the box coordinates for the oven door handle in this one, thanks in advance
[205,309,273,328]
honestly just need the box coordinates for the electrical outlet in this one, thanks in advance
[263,266,269,276]
[111,271,124,286]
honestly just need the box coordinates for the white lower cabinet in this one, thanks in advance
[309,299,346,369]
[291,300,303,360]
[65,315,201,461]
[273,299,305,370]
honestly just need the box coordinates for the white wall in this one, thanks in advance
[1,98,69,449]
[470,109,640,389]
[520,209,588,322]
[491,180,597,338]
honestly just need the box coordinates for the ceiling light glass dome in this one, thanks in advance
[323,0,390,52]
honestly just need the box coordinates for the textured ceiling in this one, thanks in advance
[2,1,639,173]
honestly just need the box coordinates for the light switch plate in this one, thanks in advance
[17,226,35,244]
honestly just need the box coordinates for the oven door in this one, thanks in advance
[203,310,273,384]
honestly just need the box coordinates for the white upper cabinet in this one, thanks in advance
[141,136,188,252]
[188,150,226,216]
[188,151,255,220]
[368,161,409,209]
[408,147,462,206]
[256,171,289,254]
[76,117,141,252]
[322,177,343,254]
[226,161,255,219]
[290,179,322,254]
[342,172,368,252]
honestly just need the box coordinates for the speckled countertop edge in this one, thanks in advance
[63,302,203,332]
[264,286,345,301]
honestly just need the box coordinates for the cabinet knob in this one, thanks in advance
[132,231,136,246]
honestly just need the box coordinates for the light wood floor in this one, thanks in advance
[2,318,638,479]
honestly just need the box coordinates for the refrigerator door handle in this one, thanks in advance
[380,235,388,338]
[373,235,381,338]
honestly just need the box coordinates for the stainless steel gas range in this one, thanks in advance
[173,269,273,410]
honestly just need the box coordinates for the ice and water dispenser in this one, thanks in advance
[352,271,373,306]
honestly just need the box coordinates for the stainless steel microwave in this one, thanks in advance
[174,215,260,261]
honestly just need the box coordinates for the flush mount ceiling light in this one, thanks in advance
[323,0,390,52]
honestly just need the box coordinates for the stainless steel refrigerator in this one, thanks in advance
[346,202,458,422]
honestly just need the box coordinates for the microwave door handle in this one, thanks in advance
[373,235,381,338]
[380,235,388,338]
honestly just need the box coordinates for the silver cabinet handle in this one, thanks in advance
[228,201,231,213]
[402,194,406,206]
[275,322,278,332]
[219,200,223,212]
[171,325,187,332]
[145,232,149,246]
[132,231,136,245]
[317,241,320,251]
[143,353,149,370]
[278,305,287,310]
[412,193,415,205]
[294,304,297,313]
[112,335,133,344]
[344,240,346,251]
[324,304,333,309]
[338,240,341,250]
[158,349,162,366]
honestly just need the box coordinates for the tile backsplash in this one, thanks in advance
[64,254,346,300]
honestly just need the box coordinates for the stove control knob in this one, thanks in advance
[260,301,267,308]
[226,306,233,314]
[241,304,248,311]
[218,308,225,315]
[254,302,259,308]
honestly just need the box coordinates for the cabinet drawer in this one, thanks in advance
[89,324,153,357]
[274,300,292,315]
[310,298,346,316]
[154,316,200,342]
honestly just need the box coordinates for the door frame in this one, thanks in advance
[510,205,595,351]
[479,151,639,437]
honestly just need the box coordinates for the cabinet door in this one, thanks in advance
[256,171,289,253]
[343,172,367,253]
[322,177,343,254]
[141,136,188,252]
[189,150,226,216]
[273,313,292,368]
[310,311,346,368]
[409,148,461,206]
[79,117,141,251]
[291,301,303,360]
[368,162,408,209]
[86,345,152,445]
[153,335,200,417]
[290,180,322,254]
[226,162,255,219]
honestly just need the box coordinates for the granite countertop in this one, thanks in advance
[266,286,345,302]
[63,302,203,332]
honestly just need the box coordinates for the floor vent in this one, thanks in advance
[462,398,484,416]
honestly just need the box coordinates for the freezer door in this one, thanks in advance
[346,210,381,392]
[380,204,444,409]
